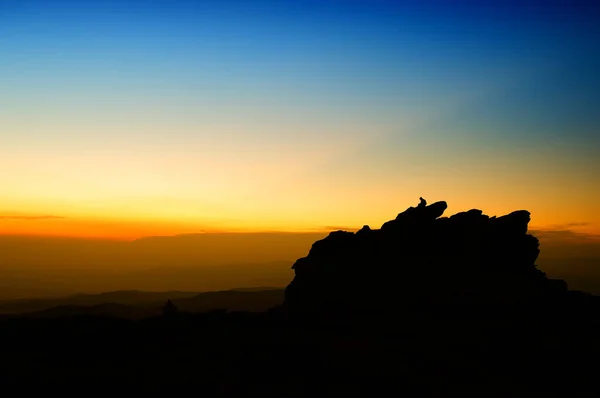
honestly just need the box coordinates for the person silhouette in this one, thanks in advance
[418,197,427,208]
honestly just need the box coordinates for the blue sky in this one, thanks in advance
[0,0,599,235]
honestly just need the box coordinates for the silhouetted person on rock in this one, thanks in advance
[418,197,427,208]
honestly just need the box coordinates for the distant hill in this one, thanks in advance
[0,290,200,315]
[20,303,148,319]
[0,288,285,319]
[228,286,282,292]
[169,289,284,313]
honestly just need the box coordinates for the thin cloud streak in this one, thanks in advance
[530,228,600,242]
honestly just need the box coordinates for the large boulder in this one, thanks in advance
[283,198,566,314]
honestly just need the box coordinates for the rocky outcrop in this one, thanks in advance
[283,199,567,313]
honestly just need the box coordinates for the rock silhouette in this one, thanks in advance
[284,199,568,313]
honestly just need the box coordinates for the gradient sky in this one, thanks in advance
[1,0,599,239]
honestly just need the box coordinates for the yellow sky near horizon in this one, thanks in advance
[1,184,598,240]
[1,142,598,239]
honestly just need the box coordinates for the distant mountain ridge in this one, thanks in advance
[0,288,285,317]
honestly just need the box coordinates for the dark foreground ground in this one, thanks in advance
[2,297,600,396]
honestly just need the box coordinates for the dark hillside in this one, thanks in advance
[1,199,599,396]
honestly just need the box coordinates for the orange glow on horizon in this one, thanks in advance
[1,205,598,241]
[0,214,355,240]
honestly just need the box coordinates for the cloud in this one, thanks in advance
[322,226,359,232]
[530,228,600,243]
[538,222,591,230]
[564,222,591,228]
[0,215,65,220]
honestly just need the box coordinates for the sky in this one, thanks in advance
[1,0,599,239]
